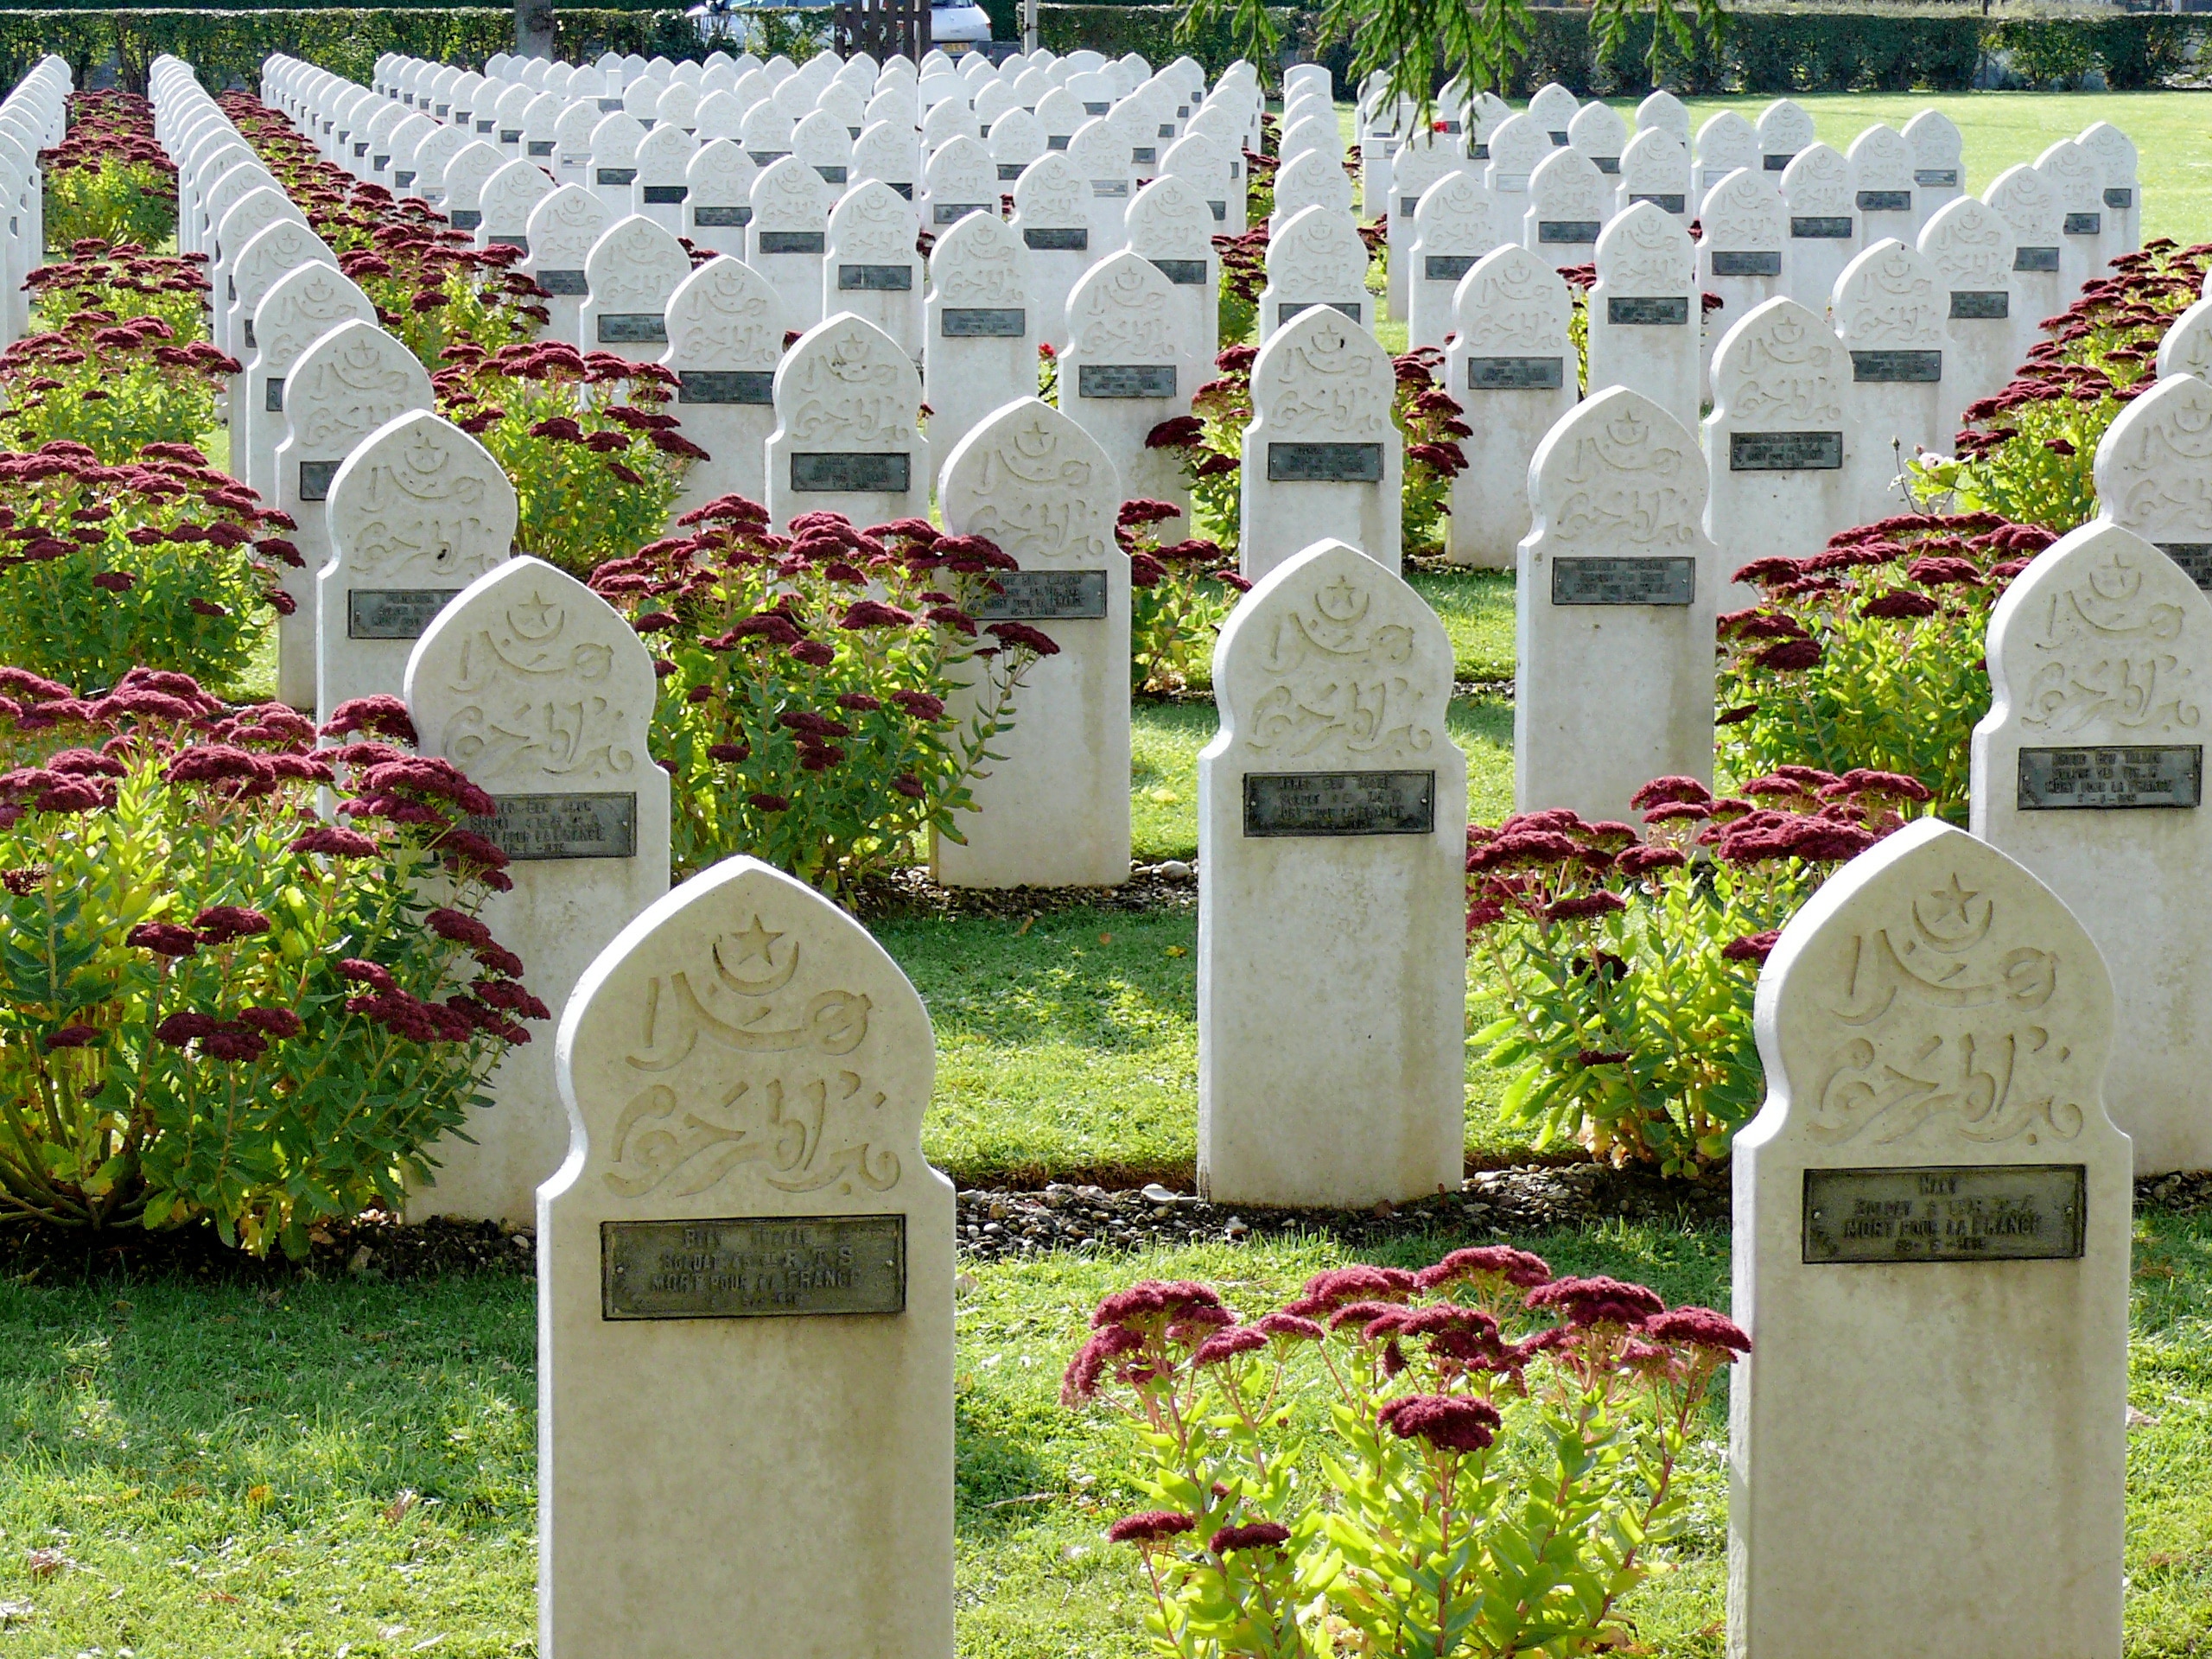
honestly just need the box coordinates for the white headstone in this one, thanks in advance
[524,183,613,350]
[933,398,1130,888]
[2036,138,2107,298]
[766,311,928,531]
[924,206,1039,465]
[2155,296,2212,382]
[1124,172,1219,366]
[1730,817,2126,1659]
[1197,537,1467,1206]
[1917,194,2018,429]
[922,132,995,231]
[1406,169,1496,354]
[582,213,692,364]
[1637,88,1689,148]
[242,261,374,510]
[1587,200,1700,435]
[1256,203,1370,339]
[540,855,953,1657]
[1516,385,1715,822]
[1694,108,1758,213]
[1902,108,1964,232]
[1567,99,1626,182]
[1008,149,1090,349]
[1058,250,1196,520]
[1846,124,1916,251]
[404,556,671,1224]
[1696,166,1788,400]
[1703,296,1853,611]
[318,410,518,721]
[632,119,699,235]
[1756,97,1815,175]
[1523,145,1609,264]
[2079,121,2139,262]
[1065,116,1133,254]
[442,139,507,233]
[1385,131,1468,323]
[1617,125,1690,226]
[824,179,923,360]
[1241,305,1401,581]
[1780,143,1857,315]
[685,137,759,259]
[480,156,556,251]
[661,253,785,514]
[1445,245,1576,569]
[748,155,836,332]
[1268,146,1352,238]
[588,110,649,220]
[1527,82,1580,147]
[225,215,336,474]
[1832,238,1948,524]
[2093,371,2212,590]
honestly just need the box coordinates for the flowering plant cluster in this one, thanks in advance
[1718,512,2055,819]
[1214,225,1268,348]
[1468,772,1927,1172]
[1113,497,1249,693]
[1156,342,1253,547]
[589,499,1058,894]
[1392,346,1469,556]
[0,671,544,1255]
[41,91,176,249]
[0,439,296,693]
[4,244,235,461]
[1914,238,2210,531]
[1037,340,1059,402]
[435,339,702,577]
[221,92,545,371]
[1065,1249,1746,1658]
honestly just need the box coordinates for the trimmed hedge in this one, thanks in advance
[1037,3,2212,93]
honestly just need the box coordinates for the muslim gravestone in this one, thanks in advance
[2092,370,2212,597]
[1587,200,1700,435]
[1444,245,1577,569]
[524,184,613,352]
[661,253,785,514]
[824,179,924,361]
[580,213,692,364]
[1255,203,1370,339]
[1834,238,1948,524]
[1241,305,1402,581]
[1059,251,1196,518]
[748,155,836,333]
[765,311,928,531]
[924,207,1038,466]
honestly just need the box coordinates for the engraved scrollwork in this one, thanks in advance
[1699,171,1785,251]
[1541,399,1700,548]
[1265,208,1370,301]
[1453,246,1573,354]
[2014,543,2200,735]
[1257,314,1392,440]
[1245,571,1433,759]
[782,319,916,444]
[335,418,513,580]
[442,583,638,778]
[1013,153,1085,223]
[1835,241,1944,347]
[1716,302,1847,423]
[666,258,782,367]
[1779,143,1851,218]
[931,214,1027,308]
[587,218,691,308]
[1069,256,1175,359]
[1918,197,2013,291]
[830,180,915,264]
[944,410,1113,562]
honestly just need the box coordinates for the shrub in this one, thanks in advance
[0,440,295,694]
[1065,1251,1746,1658]
[5,250,235,462]
[1114,495,1247,693]
[0,672,545,1255]
[588,499,1058,894]
[1392,346,1469,557]
[1915,238,2210,533]
[1717,512,2054,819]
[1165,342,1253,549]
[1213,226,1265,350]
[434,338,698,579]
[40,91,175,251]
[1468,776,1923,1173]
[1036,340,1059,403]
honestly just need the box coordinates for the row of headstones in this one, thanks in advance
[0,60,70,343]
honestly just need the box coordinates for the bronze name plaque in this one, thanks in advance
[2156,542,2212,592]
[758,230,825,254]
[1243,770,1436,837]
[678,370,774,405]
[1856,188,1911,213]
[973,569,1109,620]
[1852,349,1942,384]
[2018,744,2202,810]
[597,312,667,344]
[1537,219,1600,244]
[1730,430,1844,472]
[791,451,912,493]
[347,588,461,639]
[469,791,638,860]
[1468,355,1564,391]
[602,1215,907,1319]
[1550,556,1696,607]
[1949,289,2010,320]
[2015,245,2060,273]
[537,267,588,295]
[941,307,1027,337]
[1802,1165,2086,1263]
[692,204,750,226]
[1607,295,1689,326]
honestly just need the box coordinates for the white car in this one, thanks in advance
[930,0,994,50]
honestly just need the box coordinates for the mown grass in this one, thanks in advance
[2,1211,2207,1656]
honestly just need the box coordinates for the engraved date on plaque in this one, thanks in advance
[1537,219,1600,244]
[1550,556,1695,606]
[347,588,461,640]
[973,569,1108,620]
[1267,442,1384,482]
[791,452,912,493]
[1424,254,1477,282]
[1278,300,1360,327]
[942,307,1026,336]
[1856,188,1911,213]
[1024,226,1088,251]
[693,204,751,226]
[1606,295,1688,326]
[1468,355,1564,391]
[758,231,826,254]
[1078,363,1177,398]
[602,1215,906,1319]
[2018,744,2202,810]
[2064,212,2102,236]
[1802,1165,2086,1263]
[1730,429,1843,472]
[468,791,638,859]
[1629,192,1685,213]
[679,370,774,404]
[1852,349,1942,383]
[1150,257,1207,285]
[1243,770,1436,837]
[1916,168,1961,188]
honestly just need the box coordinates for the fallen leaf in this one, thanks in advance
[22,1548,69,1580]
[1097,931,1113,945]
[1165,944,1188,957]
[203,1591,239,1605]
[246,1484,271,1505]
[170,1483,207,1500]
[383,1490,420,1524]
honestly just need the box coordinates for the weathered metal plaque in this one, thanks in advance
[1592,156,1621,175]
[1276,300,1360,327]
[1209,200,1226,221]
[693,204,751,226]
[1267,442,1385,483]
[678,370,774,405]
[2156,542,2212,592]
[1712,249,1783,276]
[1915,167,1961,188]
[1130,146,1157,165]
[1607,295,1689,326]
[1082,99,1110,115]
[814,165,848,184]
[887,181,914,199]
[594,166,637,186]
[242,319,256,351]
[2018,744,2202,810]
[1090,180,1130,199]
[499,129,522,145]
[1852,349,1943,383]
[602,1215,906,1319]
[942,307,1026,337]
[758,231,825,254]
[1468,355,1565,391]
[973,569,1109,620]
[1046,134,1071,150]
[1791,215,1853,238]
[1468,142,1488,159]
[1424,253,1477,282]
[264,377,284,414]
[527,140,556,158]
[1400,194,1421,217]
[642,183,688,204]
[391,169,416,188]
[448,209,482,232]
[1078,363,1176,399]
[1762,152,1794,170]
[1150,257,1206,285]
[2105,187,2133,210]
[933,200,990,224]
[997,162,1023,180]
[1547,130,1570,145]
[347,588,461,639]
[1628,192,1685,213]
[1025,226,1087,251]
[299,459,338,502]
[748,147,790,169]
[537,267,588,295]
[1802,1165,2086,1264]
[1537,219,1600,244]
[1730,429,1844,472]
[2015,245,2061,272]
[490,234,528,253]
[2064,211,2103,236]
[1949,289,2010,320]
[837,263,913,290]
[597,312,668,344]
[469,791,638,860]
[791,451,912,493]
[1551,556,1695,607]
[1856,188,1911,213]
[1243,770,1436,837]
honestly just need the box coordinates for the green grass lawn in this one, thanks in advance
[2,1211,2207,1657]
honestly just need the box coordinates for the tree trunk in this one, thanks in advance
[517,0,556,59]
